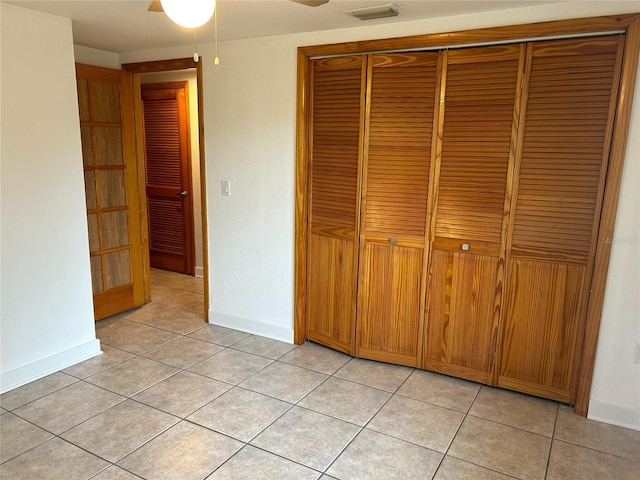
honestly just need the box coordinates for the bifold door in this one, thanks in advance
[306,56,366,354]
[303,34,626,403]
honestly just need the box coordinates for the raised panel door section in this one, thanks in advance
[306,56,366,354]
[356,53,439,367]
[498,37,623,402]
[424,46,524,383]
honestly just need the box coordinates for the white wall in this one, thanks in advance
[123,0,640,428]
[74,44,120,69]
[0,4,100,392]
[141,71,204,277]
[589,72,640,430]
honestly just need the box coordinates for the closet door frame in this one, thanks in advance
[294,14,640,417]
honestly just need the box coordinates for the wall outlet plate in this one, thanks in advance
[635,343,640,364]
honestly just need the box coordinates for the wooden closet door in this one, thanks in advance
[498,37,623,402]
[356,53,439,367]
[142,82,195,275]
[306,56,366,354]
[423,46,524,383]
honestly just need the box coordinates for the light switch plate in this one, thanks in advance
[221,180,231,196]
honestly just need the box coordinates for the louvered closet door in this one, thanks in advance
[356,53,439,367]
[307,56,366,354]
[424,46,524,383]
[142,83,194,275]
[498,37,623,402]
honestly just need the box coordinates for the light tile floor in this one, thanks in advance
[1,269,639,479]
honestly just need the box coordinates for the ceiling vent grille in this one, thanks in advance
[344,3,399,21]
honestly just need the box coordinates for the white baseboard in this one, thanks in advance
[208,310,293,344]
[0,339,102,394]
[195,267,204,278]
[588,399,640,431]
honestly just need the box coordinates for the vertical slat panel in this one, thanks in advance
[358,243,424,366]
[499,259,585,401]
[307,234,356,353]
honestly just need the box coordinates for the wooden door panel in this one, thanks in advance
[424,46,523,381]
[356,53,438,366]
[142,82,194,275]
[76,64,144,320]
[307,233,356,353]
[358,243,423,366]
[498,37,622,402]
[425,250,499,383]
[306,56,366,355]
[499,259,585,402]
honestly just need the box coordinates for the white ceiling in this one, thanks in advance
[3,0,595,53]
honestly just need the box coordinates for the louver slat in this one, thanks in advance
[363,56,437,243]
[435,53,520,245]
[511,44,619,264]
[310,58,363,235]
[143,98,182,188]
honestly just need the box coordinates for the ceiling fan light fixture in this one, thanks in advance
[160,0,215,28]
[343,3,398,21]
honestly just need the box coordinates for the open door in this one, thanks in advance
[76,64,146,320]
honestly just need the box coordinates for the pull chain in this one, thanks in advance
[193,28,199,63]
[214,7,220,65]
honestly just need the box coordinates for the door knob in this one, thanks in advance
[177,190,188,198]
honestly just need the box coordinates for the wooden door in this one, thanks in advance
[141,82,195,275]
[355,53,439,367]
[306,56,366,354]
[76,64,145,320]
[498,37,624,402]
[423,46,524,383]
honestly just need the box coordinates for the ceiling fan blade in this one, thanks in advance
[291,0,330,7]
[148,0,164,12]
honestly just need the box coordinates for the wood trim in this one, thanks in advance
[498,375,572,403]
[294,50,310,344]
[122,58,198,74]
[433,237,501,257]
[123,57,209,320]
[93,284,134,319]
[424,360,492,385]
[195,60,210,321]
[575,17,640,416]
[299,14,638,58]
[130,73,152,303]
[496,43,533,384]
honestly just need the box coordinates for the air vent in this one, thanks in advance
[343,3,399,21]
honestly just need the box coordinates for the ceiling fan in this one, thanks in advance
[147,0,329,13]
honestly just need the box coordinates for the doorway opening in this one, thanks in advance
[123,58,209,320]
